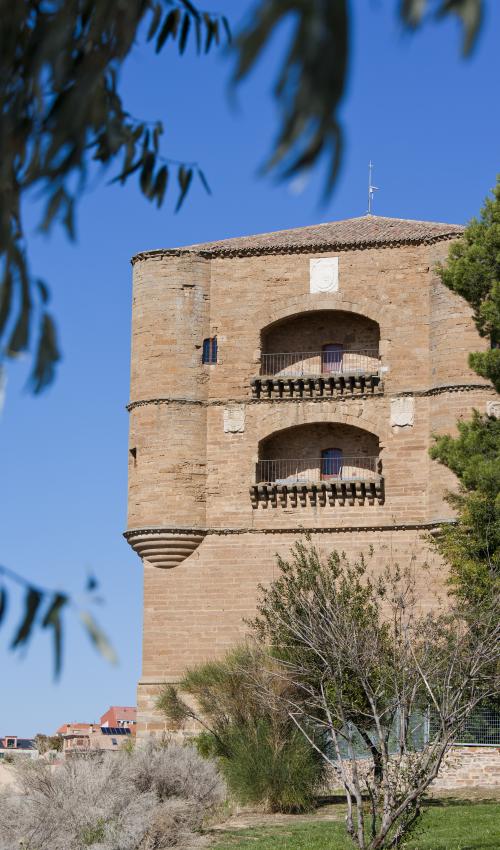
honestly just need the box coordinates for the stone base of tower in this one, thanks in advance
[136,526,449,737]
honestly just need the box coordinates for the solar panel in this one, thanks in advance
[100,727,130,735]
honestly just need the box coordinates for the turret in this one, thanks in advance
[125,251,210,567]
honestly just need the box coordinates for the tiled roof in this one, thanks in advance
[132,215,464,262]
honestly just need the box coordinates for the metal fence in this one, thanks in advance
[260,348,380,378]
[330,708,500,763]
[431,707,500,747]
[256,456,380,485]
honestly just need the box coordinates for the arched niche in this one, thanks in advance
[259,310,380,379]
[257,422,382,484]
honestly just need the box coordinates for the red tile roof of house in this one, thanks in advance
[132,215,465,263]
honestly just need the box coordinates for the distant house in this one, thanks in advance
[100,706,137,734]
[0,735,37,759]
[56,722,131,755]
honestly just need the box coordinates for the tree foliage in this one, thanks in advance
[157,645,326,813]
[0,563,116,677]
[437,175,500,392]
[251,541,499,850]
[34,733,63,754]
[234,0,482,198]
[0,0,229,394]
[432,178,500,607]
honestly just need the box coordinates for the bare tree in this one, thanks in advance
[251,541,499,850]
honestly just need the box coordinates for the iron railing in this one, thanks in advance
[260,349,380,378]
[256,456,381,485]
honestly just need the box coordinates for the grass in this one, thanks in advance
[211,802,500,850]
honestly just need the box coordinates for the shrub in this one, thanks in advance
[157,645,326,813]
[0,739,225,850]
[219,718,323,812]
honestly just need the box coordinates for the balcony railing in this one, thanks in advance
[260,349,380,378]
[256,456,381,485]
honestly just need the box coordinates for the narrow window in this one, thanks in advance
[202,337,217,364]
[322,343,343,374]
[321,448,343,479]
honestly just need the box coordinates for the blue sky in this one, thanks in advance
[1,1,499,736]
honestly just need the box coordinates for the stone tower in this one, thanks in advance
[125,215,495,736]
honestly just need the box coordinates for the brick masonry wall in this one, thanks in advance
[128,232,497,769]
[138,527,447,735]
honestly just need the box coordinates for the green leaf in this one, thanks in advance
[204,15,218,53]
[36,279,50,305]
[29,312,61,393]
[7,304,30,354]
[180,0,201,20]
[39,188,66,233]
[221,15,232,43]
[0,270,13,335]
[139,151,156,197]
[401,0,428,27]
[197,168,211,195]
[179,12,191,54]
[156,9,181,52]
[147,2,163,41]
[153,165,168,207]
[11,588,43,649]
[437,0,483,56]
[0,586,7,625]
[79,610,118,665]
[63,196,75,241]
[175,166,193,212]
[109,159,142,185]
[42,593,68,678]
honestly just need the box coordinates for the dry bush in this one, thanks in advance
[0,739,225,850]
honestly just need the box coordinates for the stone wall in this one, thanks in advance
[433,747,500,790]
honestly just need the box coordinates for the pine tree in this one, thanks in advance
[432,178,500,606]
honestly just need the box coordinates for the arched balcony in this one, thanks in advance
[250,423,384,507]
[252,310,382,398]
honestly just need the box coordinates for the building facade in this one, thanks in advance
[0,736,36,759]
[125,215,495,736]
[100,705,137,733]
[56,722,132,754]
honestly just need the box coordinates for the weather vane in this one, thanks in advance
[367,160,380,215]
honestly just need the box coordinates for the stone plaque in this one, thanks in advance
[223,404,245,433]
[390,396,415,428]
[310,257,339,293]
[486,400,500,419]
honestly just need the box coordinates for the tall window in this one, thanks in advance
[202,337,217,364]
[321,448,343,478]
[322,343,343,373]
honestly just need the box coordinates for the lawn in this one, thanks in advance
[211,802,500,850]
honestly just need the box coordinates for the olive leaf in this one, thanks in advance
[42,593,68,679]
[80,610,118,665]
[10,588,43,650]
[0,586,7,625]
